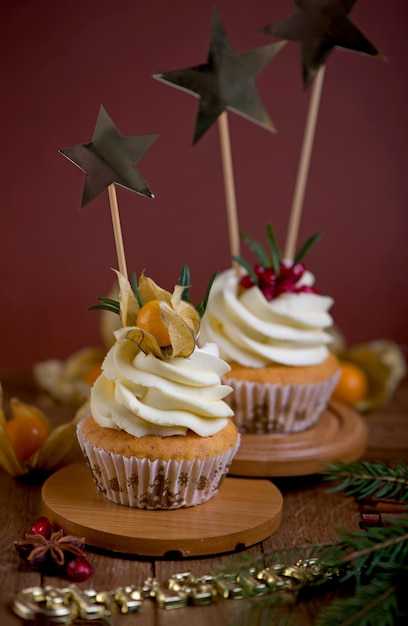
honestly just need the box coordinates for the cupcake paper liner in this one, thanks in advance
[223,372,340,434]
[77,419,240,509]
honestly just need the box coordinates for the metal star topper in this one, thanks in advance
[60,106,159,208]
[259,0,380,89]
[154,9,285,144]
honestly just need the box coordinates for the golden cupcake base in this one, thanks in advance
[230,402,368,477]
[41,463,283,557]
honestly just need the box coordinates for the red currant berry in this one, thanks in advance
[240,275,255,289]
[262,286,276,301]
[254,264,265,278]
[296,285,318,294]
[279,262,292,278]
[276,278,296,296]
[30,516,52,538]
[259,267,276,288]
[290,262,306,282]
[66,556,94,582]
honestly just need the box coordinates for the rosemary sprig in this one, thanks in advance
[178,264,191,301]
[88,296,120,315]
[178,264,218,317]
[131,271,142,308]
[240,230,271,268]
[231,254,258,283]
[266,223,281,275]
[294,231,322,263]
[196,271,218,318]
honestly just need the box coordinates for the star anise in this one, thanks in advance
[15,529,86,570]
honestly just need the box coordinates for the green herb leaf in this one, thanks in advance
[196,271,218,317]
[88,304,121,315]
[295,232,322,263]
[89,296,121,316]
[240,231,270,268]
[97,297,120,309]
[131,272,142,308]
[232,255,258,284]
[178,265,191,301]
[266,223,281,276]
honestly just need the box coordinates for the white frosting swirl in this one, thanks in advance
[90,328,233,437]
[198,268,334,367]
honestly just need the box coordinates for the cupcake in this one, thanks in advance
[77,269,240,509]
[198,226,340,434]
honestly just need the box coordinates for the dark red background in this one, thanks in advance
[1,0,407,370]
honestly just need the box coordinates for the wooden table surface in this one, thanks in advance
[1,370,407,626]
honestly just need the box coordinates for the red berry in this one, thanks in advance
[240,275,255,289]
[276,277,296,296]
[279,262,292,278]
[259,267,276,288]
[30,516,52,539]
[254,264,265,278]
[66,556,94,582]
[262,286,275,301]
[296,285,318,294]
[240,260,317,301]
[279,261,305,282]
[290,262,306,282]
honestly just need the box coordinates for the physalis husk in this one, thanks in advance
[0,386,82,477]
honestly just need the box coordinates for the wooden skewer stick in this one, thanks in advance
[218,111,240,268]
[108,184,128,279]
[284,65,326,262]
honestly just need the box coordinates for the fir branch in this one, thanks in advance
[314,576,399,626]
[330,518,408,581]
[322,460,408,502]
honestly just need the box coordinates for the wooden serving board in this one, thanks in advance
[42,463,283,557]
[230,402,368,477]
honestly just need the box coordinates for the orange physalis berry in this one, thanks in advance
[136,300,171,347]
[5,414,51,461]
[332,361,369,407]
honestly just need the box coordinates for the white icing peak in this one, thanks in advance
[198,268,335,367]
[90,328,233,437]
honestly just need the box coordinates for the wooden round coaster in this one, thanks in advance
[42,463,283,557]
[230,402,368,477]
